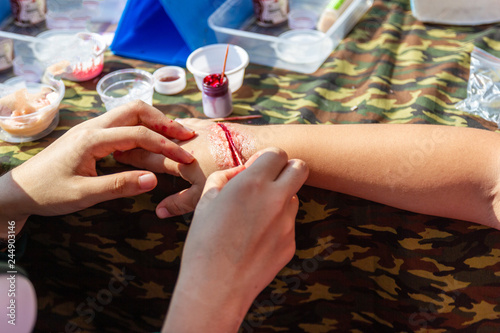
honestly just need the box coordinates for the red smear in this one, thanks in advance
[161,125,168,134]
[72,61,104,81]
[217,123,243,166]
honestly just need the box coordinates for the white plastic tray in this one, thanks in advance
[208,0,373,73]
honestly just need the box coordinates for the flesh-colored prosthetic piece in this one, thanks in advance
[207,123,255,169]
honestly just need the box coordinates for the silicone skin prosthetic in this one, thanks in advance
[114,118,500,230]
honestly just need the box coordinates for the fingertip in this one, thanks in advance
[157,207,173,219]
[165,147,195,164]
[138,173,157,190]
[290,159,308,174]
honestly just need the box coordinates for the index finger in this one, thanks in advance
[87,100,195,140]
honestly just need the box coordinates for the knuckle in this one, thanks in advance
[71,128,98,147]
[111,176,128,195]
[168,199,193,216]
[135,125,150,137]
[266,146,288,159]
[130,99,147,110]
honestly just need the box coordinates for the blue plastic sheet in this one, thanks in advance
[110,0,224,66]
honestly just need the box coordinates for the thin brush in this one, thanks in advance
[220,44,229,85]
[209,115,263,122]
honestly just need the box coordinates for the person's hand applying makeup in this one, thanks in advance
[0,101,195,236]
[162,148,309,332]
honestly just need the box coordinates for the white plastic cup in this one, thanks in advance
[186,44,249,93]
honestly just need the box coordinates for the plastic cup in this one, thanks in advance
[96,68,154,111]
[33,30,106,82]
[186,44,249,93]
[0,76,65,143]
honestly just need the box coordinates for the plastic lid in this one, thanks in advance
[275,30,332,64]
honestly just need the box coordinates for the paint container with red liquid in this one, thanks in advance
[202,73,232,118]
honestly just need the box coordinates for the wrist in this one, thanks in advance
[163,273,251,333]
[0,171,31,238]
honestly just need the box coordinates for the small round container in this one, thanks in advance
[202,74,232,118]
[0,76,65,143]
[186,44,249,93]
[288,9,318,29]
[33,30,106,82]
[153,66,186,95]
[275,29,333,64]
[96,68,155,112]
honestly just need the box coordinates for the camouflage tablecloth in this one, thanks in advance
[1,0,500,332]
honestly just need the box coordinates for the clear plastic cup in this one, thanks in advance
[0,76,65,143]
[96,68,155,111]
[33,30,106,82]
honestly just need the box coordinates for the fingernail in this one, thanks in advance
[157,207,172,219]
[139,173,156,190]
[181,149,195,163]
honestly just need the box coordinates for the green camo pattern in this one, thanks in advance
[1,0,500,332]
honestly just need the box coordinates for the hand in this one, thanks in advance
[0,100,195,230]
[162,148,309,333]
[114,118,249,218]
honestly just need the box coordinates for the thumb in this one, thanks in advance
[155,165,245,219]
[80,171,157,205]
[201,165,246,197]
[156,184,204,219]
[195,166,246,213]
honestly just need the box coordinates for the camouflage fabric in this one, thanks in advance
[1,0,500,332]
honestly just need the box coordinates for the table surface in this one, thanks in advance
[2,0,500,332]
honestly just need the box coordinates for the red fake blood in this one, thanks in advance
[203,74,225,88]
[159,76,180,82]
[217,123,243,166]
[71,59,104,81]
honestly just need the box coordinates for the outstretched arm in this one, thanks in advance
[249,123,500,229]
[116,119,500,229]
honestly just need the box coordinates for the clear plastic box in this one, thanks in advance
[208,0,373,74]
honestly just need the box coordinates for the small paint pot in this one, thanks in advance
[153,66,186,95]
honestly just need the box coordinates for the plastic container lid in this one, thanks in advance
[275,29,333,64]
